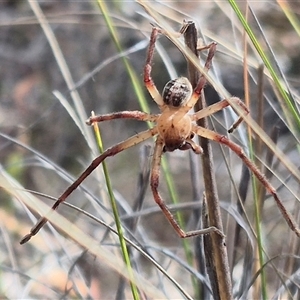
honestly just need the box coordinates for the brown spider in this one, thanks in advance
[20,27,300,244]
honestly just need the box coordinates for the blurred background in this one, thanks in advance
[1,1,300,299]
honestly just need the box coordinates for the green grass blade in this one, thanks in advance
[278,0,300,37]
[228,0,300,134]
[96,1,196,295]
[247,137,267,299]
[91,113,140,300]
[97,1,150,114]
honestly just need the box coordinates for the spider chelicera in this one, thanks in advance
[20,27,300,244]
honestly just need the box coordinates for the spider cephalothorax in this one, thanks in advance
[20,26,300,244]
[157,106,193,152]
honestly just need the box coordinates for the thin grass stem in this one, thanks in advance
[91,112,140,300]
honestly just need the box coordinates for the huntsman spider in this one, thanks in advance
[21,26,300,244]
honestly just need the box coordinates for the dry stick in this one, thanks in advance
[202,194,220,299]
[182,21,215,300]
[188,153,208,298]
[183,22,232,300]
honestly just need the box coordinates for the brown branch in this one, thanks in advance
[183,21,232,300]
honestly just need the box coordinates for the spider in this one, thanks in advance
[20,27,300,244]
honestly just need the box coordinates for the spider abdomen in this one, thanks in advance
[162,77,193,107]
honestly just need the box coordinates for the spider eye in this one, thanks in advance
[162,77,193,107]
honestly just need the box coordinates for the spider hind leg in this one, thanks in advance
[194,125,300,237]
[20,127,158,244]
[151,137,223,238]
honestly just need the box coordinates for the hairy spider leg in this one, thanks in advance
[183,38,247,132]
[144,27,165,108]
[192,97,249,133]
[184,42,217,111]
[20,127,158,244]
[193,125,300,237]
[150,136,224,238]
[86,110,158,125]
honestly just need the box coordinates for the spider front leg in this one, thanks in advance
[143,27,165,107]
[20,127,158,244]
[150,137,224,238]
[184,41,217,112]
[193,125,300,237]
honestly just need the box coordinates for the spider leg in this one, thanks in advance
[192,97,249,133]
[150,137,224,238]
[86,111,158,125]
[20,127,158,244]
[185,42,217,111]
[193,125,300,237]
[144,27,165,107]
